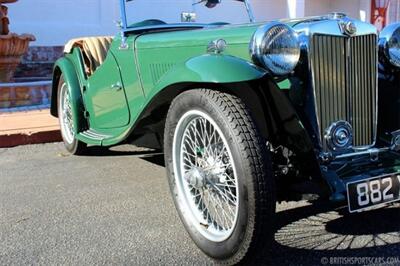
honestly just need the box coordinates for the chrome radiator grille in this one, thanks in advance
[310,34,377,149]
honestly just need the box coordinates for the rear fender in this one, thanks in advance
[50,57,86,133]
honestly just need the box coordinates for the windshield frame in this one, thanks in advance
[119,0,255,31]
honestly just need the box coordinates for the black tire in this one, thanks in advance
[57,75,87,155]
[164,89,276,265]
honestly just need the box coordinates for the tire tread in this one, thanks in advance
[194,89,275,265]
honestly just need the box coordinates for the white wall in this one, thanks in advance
[9,0,120,46]
[7,0,291,46]
[331,0,371,21]
[304,0,330,17]
[305,0,370,22]
[331,0,361,18]
[252,0,288,21]
[388,0,400,24]
[287,0,305,18]
[7,0,371,47]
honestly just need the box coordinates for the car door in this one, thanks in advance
[84,52,130,129]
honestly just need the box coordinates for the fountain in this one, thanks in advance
[0,0,35,82]
[0,0,52,110]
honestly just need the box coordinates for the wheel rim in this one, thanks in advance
[59,82,75,144]
[173,110,239,242]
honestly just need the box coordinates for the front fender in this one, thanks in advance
[51,57,85,133]
[153,54,266,95]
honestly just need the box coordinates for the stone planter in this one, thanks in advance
[0,33,35,82]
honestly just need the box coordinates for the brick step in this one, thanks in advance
[0,109,61,148]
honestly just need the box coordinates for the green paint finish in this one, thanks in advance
[133,20,299,50]
[135,24,261,49]
[68,49,87,88]
[134,24,267,102]
[100,24,267,145]
[111,36,148,114]
[84,51,130,129]
[149,55,265,97]
[277,79,291,90]
[54,21,298,146]
[54,47,134,145]
[53,57,85,135]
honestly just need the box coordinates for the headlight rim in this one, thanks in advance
[249,21,301,76]
[379,23,400,68]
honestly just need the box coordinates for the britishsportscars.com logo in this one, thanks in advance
[320,256,400,265]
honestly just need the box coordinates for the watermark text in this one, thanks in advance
[320,256,400,265]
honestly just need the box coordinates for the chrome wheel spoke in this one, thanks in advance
[174,110,239,242]
[59,83,75,144]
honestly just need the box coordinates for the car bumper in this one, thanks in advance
[323,149,400,211]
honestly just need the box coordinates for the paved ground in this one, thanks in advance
[0,143,399,266]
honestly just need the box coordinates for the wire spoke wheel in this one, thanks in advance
[165,90,275,263]
[59,82,75,144]
[173,110,239,242]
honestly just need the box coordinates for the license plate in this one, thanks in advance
[347,173,400,213]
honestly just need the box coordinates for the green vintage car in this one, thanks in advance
[51,0,400,264]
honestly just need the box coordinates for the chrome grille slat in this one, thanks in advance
[311,34,377,149]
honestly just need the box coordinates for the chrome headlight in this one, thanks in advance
[250,22,300,75]
[379,23,400,68]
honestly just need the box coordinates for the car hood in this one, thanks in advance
[134,23,261,50]
[133,15,314,49]
[134,15,330,50]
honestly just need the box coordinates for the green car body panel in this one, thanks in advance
[84,51,130,129]
[52,22,293,146]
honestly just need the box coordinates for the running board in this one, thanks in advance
[77,129,112,145]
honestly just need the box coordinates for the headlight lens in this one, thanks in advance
[380,23,400,67]
[250,22,300,75]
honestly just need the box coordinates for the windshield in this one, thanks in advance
[123,0,253,27]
